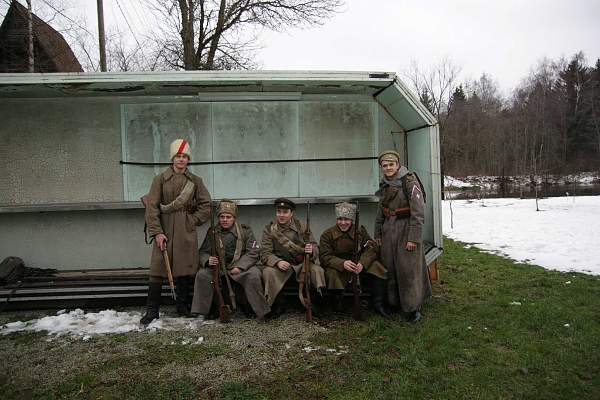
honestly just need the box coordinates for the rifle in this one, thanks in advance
[162,249,177,300]
[351,203,363,321]
[210,202,231,323]
[299,202,313,322]
[217,232,237,311]
[139,194,176,299]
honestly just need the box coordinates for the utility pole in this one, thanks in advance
[26,0,34,72]
[97,0,107,72]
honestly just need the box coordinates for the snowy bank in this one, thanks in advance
[443,195,600,275]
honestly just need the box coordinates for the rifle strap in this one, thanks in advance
[270,219,305,256]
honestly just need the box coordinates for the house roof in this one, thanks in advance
[0,70,436,130]
[0,0,82,73]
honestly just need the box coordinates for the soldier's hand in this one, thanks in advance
[405,241,417,251]
[207,256,219,267]
[343,260,357,272]
[277,260,291,271]
[304,243,313,254]
[155,234,168,251]
[230,267,241,275]
[355,262,364,274]
[375,238,382,246]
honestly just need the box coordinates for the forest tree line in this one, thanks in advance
[413,52,600,178]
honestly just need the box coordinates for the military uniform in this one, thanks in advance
[141,139,211,325]
[319,202,389,316]
[375,150,431,319]
[320,224,386,288]
[191,221,270,319]
[260,217,326,308]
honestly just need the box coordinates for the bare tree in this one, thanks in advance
[143,0,343,70]
[403,57,462,128]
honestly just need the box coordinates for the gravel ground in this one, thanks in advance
[0,306,332,397]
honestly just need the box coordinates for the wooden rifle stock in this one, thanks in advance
[210,203,231,323]
[351,203,363,321]
[300,202,313,322]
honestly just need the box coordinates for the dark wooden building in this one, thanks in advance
[0,0,82,73]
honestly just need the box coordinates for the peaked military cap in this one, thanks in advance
[274,197,295,210]
[378,149,401,165]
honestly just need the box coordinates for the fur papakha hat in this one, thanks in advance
[217,199,237,217]
[170,139,191,160]
[378,149,400,165]
[335,202,357,220]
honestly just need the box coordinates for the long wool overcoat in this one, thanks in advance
[374,169,431,312]
[145,167,211,278]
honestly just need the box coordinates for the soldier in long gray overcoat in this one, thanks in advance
[191,200,271,320]
[141,139,211,325]
[319,202,389,317]
[374,150,431,322]
[260,198,326,317]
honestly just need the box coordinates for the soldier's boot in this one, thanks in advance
[175,276,193,318]
[408,309,422,323]
[330,290,345,313]
[140,282,162,325]
[371,278,391,318]
[310,291,324,318]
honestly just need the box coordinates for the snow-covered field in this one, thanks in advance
[443,195,600,275]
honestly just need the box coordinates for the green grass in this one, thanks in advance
[1,238,599,399]
[249,239,600,399]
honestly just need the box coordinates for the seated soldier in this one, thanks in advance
[260,198,326,317]
[191,199,270,321]
[320,202,390,317]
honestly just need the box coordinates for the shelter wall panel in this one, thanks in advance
[378,103,406,163]
[0,99,122,205]
[407,127,434,244]
[298,102,378,196]
[213,163,298,198]
[122,102,213,200]
[212,102,298,160]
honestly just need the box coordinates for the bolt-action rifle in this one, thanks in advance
[299,202,313,322]
[351,203,363,321]
[210,203,231,323]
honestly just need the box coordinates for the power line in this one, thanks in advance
[115,0,148,66]
[39,0,95,37]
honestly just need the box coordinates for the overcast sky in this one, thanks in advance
[2,0,599,94]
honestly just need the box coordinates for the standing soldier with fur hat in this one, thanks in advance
[375,150,431,322]
[260,198,326,317]
[140,139,211,325]
[319,202,389,317]
[190,199,271,321]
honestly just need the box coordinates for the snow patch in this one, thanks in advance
[0,309,208,338]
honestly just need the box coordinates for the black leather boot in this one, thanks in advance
[175,276,192,317]
[330,290,345,313]
[140,282,162,325]
[371,278,391,318]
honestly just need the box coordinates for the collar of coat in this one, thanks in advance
[162,167,193,181]
[331,224,358,240]
[274,218,302,233]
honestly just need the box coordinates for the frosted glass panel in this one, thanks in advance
[212,102,298,160]
[121,100,378,200]
[214,163,298,198]
[122,103,213,200]
[300,102,374,158]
